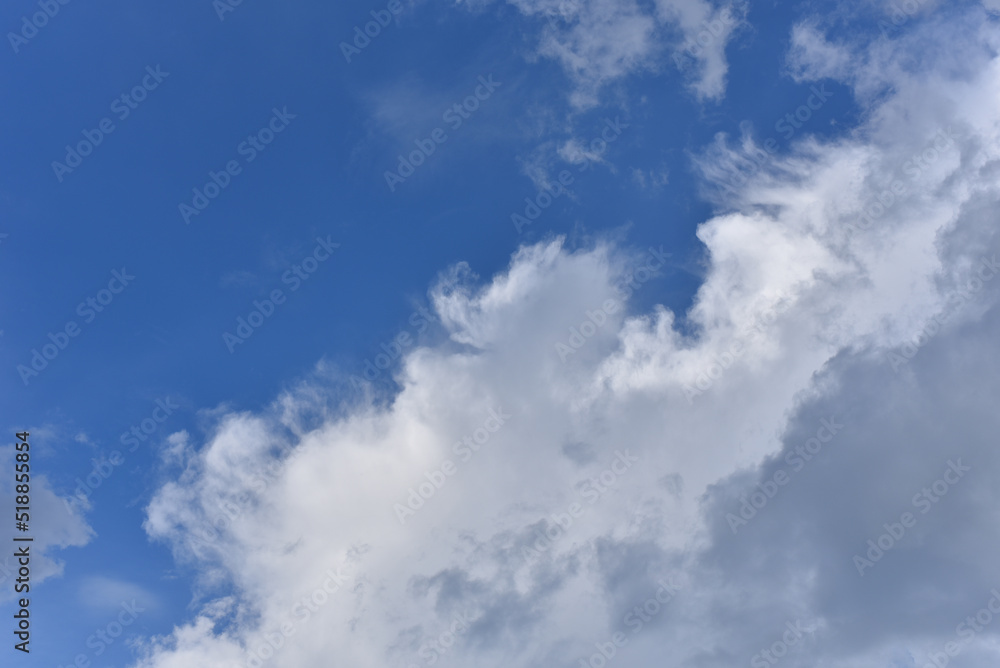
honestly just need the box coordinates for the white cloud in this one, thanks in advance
[786,21,853,83]
[134,7,1000,668]
[0,447,94,599]
[470,0,745,106]
[160,430,194,467]
[557,136,607,166]
[656,0,747,100]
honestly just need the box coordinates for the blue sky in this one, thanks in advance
[3,1,1000,667]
